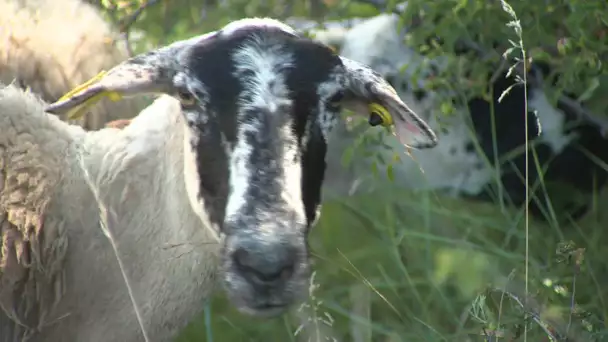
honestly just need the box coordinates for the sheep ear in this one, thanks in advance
[339,56,438,149]
[45,60,174,120]
[45,33,218,120]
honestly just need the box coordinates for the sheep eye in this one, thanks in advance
[177,88,196,106]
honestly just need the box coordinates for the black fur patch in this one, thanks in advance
[177,24,343,230]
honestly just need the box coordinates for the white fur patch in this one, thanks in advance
[183,121,219,239]
[278,123,304,218]
[528,90,574,153]
[225,35,305,224]
[224,120,256,221]
[221,17,298,37]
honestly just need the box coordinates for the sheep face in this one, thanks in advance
[45,17,438,317]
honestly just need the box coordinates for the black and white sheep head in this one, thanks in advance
[45,17,438,317]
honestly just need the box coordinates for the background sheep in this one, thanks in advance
[322,13,608,221]
[0,17,436,341]
[0,0,148,130]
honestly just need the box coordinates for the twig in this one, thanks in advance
[489,275,592,342]
[349,284,372,342]
[118,0,161,34]
[463,281,590,341]
[557,95,608,137]
[161,241,218,261]
[104,0,161,57]
[161,241,217,249]
[120,0,160,57]
[293,272,337,342]
[75,150,151,342]
[491,287,560,340]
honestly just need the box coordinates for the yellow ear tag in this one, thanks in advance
[57,70,123,120]
[368,103,393,127]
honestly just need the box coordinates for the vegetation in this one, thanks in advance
[88,0,608,340]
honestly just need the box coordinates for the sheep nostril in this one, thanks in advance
[232,246,297,286]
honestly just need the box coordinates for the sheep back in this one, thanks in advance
[0,85,70,339]
[0,0,148,131]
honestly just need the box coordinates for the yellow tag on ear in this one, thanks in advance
[58,70,123,120]
[59,70,108,102]
[368,103,393,127]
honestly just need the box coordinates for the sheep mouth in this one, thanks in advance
[220,233,312,317]
[223,273,308,318]
[245,303,290,317]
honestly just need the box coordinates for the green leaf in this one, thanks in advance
[387,163,395,182]
[370,160,378,178]
[341,146,355,167]
[440,101,454,115]
[577,77,600,102]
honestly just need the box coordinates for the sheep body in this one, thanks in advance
[0,85,220,341]
[0,0,147,130]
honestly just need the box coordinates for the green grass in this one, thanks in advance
[176,184,608,342]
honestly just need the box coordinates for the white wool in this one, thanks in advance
[0,0,147,130]
[0,86,220,341]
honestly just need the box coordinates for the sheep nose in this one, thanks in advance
[232,245,297,287]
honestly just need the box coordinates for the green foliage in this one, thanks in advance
[90,0,608,340]
[399,0,608,116]
[178,188,608,341]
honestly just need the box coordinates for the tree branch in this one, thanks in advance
[118,0,161,34]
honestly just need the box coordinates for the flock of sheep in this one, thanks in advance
[1,1,607,342]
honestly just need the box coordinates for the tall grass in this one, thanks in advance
[497,0,532,339]
[175,185,605,341]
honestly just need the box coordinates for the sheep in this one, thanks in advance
[0,17,438,342]
[284,17,360,52]
[0,0,148,131]
[324,13,608,220]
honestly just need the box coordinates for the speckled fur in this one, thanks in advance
[0,85,221,342]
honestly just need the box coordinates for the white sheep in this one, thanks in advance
[0,17,437,341]
[0,0,148,130]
